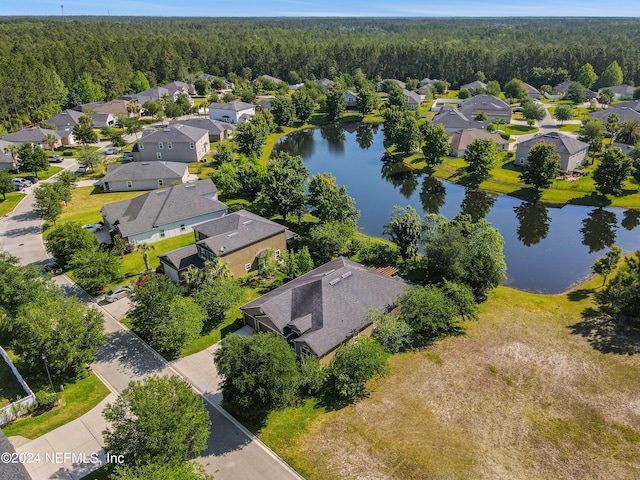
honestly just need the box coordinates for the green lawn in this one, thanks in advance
[1,374,109,440]
[14,166,64,181]
[248,275,640,479]
[502,124,538,136]
[53,186,146,230]
[0,192,26,217]
[557,123,583,132]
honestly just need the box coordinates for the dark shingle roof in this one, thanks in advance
[0,431,31,480]
[517,132,588,155]
[102,161,187,183]
[449,128,508,150]
[102,179,226,237]
[47,109,83,127]
[589,106,640,123]
[432,107,489,130]
[241,257,407,357]
[196,210,292,256]
[460,80,487,91]
[2,127,60,143]
[138,124,208,144]
[159,243,204,271]
[168,118,236,136]
[459,95,511,119]
[208,101,255,112]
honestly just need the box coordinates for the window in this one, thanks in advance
[158,142,164,149]
[189,142,195,149]
[244,263,252,272]
[158,179,164,186]
[126,181,132,189]
[139,143,144,150]
[275,249,281,259]
[180,223,186,231]
[300,345,312,357]
[198,247,206,259]
[156,152,162,159]
[167,142,172,149]
[159,229,165,238]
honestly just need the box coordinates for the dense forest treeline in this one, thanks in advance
[2,17,640,130]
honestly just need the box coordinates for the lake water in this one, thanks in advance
[273,124,640,293]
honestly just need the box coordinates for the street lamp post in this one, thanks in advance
[41,354,55,393]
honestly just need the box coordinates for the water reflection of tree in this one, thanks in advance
[356,124,374,150]
[580,208,618,253]
[272,129,315,158]
[419,176,446,214]
[460,188,497,222]
[380,162,418,199]
[513,202,551,247]
[621,209,640,231]
[320,125,346,154]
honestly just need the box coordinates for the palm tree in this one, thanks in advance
[615,120,640,146]
[202,258,232,281]
[3,144,18,169]
[42,133,58,151]
[136,243,155,272]
[127,100,141,118]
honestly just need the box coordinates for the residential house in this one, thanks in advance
[101,161,189,192]
[0,140,16,170]
[47,109,116,129]
[601,84,636,101]
[101,179,227,245]
[376,79,406,92]
[589,105,640,124]
[125,86,170,104]
[252,75,285,86]
[132,124,210,163]
[460,80,487,94]
[1,127,60,147]
[240,257,407,363]
[315,78,335,90]
[208,101,256,124]
[163,80,197,97]
[515,132,589,173]
[418,77,444,95]
[551,80,573,97]
[169,118,236,142]
[404,89,422,110]
[75,99,132,116]
[344,90,358,108]
[448,128,509,157]
[56,127,75,146]
[159,209,295,281]
[522,82,541,100]
[431,107,489,133]
[197,75,234,92]
[257,98,274,111]
[458,95,512,123]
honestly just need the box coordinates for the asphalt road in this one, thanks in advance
[0,167,302,480]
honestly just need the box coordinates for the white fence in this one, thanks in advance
[0,347,37,426]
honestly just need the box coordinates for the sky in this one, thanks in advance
[4,0,640,18]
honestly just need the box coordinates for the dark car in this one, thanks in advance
[43,262,63,275]
[23,175,39,184]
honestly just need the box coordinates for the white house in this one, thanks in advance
[516,132,589,173]
[101,179,227,245]
[208,101,256,124]
[344,90,358,108]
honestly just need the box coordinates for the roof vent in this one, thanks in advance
[227,232,238,237]
[341,271,352,279]
[184,183,195,188]
[329,278,341,286]
[164,128,171,132]
[220,246,226,252]
[323,269,335,276]
[154,189,166,194]
[141,163,149,165]
[242,220,253,225]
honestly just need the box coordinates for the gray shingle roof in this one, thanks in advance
[196,209,291,256]
[459,95,511,119]
[168,118,236,136]
[102,179,226,237]
[460,80,487,91]
[241,257,407,357]
[159,243,204,271]
[589,106,640,123]
[2,127,60,143]
[47,108,83,127]
[432,107,489,130]
[449,128,509,150]
[0,140,16,167]
[517,132,588,155]
[208,101,255,112]
[0,431,31,480]
[404,89,421,105]
[137,124,209,144]
[102,161,187,183]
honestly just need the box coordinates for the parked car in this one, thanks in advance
[47,154,64,163]
[23,175,39,184]
[43,262,63,275]
[105,147,119,155]
[82,223,104,232]
[105,285,134,302]
[76,165,87,174]
[122,151,134,161]
[12,178,31,188]
[14,183,24,192]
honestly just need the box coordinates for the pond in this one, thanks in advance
[273,124,640,294]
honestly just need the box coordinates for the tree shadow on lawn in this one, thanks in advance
[567,192,612,207]
[567,287,595,302]
[569,307,640,355]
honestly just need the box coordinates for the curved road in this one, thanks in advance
[0,163,301,480]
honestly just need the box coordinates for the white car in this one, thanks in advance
[105,147,119,155]
[82,223,104,232]
[105,285,134,302]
